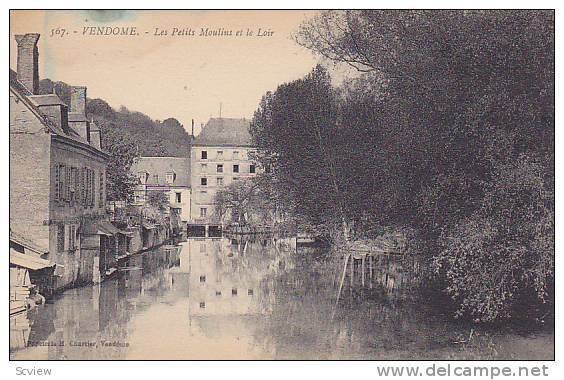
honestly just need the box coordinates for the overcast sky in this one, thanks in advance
[10,10,319,135]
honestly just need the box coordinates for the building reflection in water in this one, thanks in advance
[188,237,275,317]
[10,237,454,360]
[9,246,180,360]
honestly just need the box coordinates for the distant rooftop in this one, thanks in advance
[193,117,253,147]
[131,156,191,187]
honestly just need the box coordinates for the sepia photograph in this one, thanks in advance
[7,8,555,365]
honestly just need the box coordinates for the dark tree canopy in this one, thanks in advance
[251,10,554,323]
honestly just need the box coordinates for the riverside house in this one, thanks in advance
[131,156,192,235]
[10,33,111,294]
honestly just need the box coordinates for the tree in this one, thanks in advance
[435,155,554,322]
[214,178,274,226]
[251,66,356,241]
[147,190,169,212]
[293,10,554,322]
[99,126,138,202]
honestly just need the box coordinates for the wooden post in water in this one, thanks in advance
[350,256,354,289]
[361,255,365,288]
[369,255,373,289]
[331,253,351,321]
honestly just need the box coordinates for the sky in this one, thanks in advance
[10,10,320,135]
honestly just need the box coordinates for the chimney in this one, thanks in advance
[89,119,101,150]
[67,86,90,141]
[15,33,40,94]
[70,86,87,115]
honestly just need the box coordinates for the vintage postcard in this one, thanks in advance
[8,9,554,364]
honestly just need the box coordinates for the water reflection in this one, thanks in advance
[10,237,553,360]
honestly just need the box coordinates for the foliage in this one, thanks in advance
[99,126,138,202]
[147,190,169,212]
[434,155,554,322]
[251,66,353,240]
[214,177,275,226]
[250,10,555,322]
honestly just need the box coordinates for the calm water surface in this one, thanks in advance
[10,237,553,360]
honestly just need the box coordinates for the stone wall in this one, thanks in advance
[9,90,51,252]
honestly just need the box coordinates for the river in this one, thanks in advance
[10,236,553,360]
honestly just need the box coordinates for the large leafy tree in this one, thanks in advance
[251,66,357,241]
[289,10,554,322]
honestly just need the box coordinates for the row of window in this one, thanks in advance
[200,177,226,186]
[200,150,246,160]
[200,163,255,174]
[54,164,103,207]
[198,290,255,308]
[138,172,177,185]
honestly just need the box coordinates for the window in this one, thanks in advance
[83,168,95,207]
[59,165,66,202]
[199,302,206,309]
[175,192,181,203]
[66,165,72,202]
[250,164,256,174]
[233,164,239,173]
[248,289,254,296]
[217,151,223,159]
[233,151,239,160]
[201,163,207,173]
[69,167,78,204]
[166,172,175,184]
[232,288,238,296]
[199,275,206,283]
[84,168,90,206]
[57,224,65,252]
[215,291,222,296]
[233,177,239,181]
[153,174,159,183]
[54,165,60,202]
[91,170,96,207]
[217,164,223,173]
[216,177,224,186]
[80,168,86,204]
[201,177,207,186]
[99,171,104,206]
[201,151,207,159]
[200,208,207,217]
[69,225,77,251]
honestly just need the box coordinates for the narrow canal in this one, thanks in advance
[10,237,553,360]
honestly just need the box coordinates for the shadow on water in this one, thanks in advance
[10,237,554,360]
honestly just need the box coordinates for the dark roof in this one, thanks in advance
[9,69,31,96]
[28,94,67,107]
[9,228,49,255]
[131,157,191,187]
[81,221,127,236]
[193,117,253,147]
